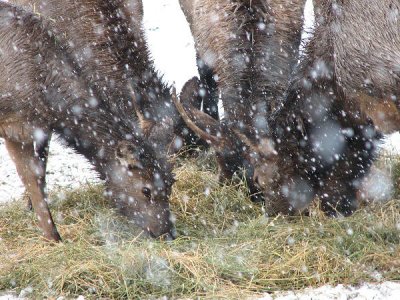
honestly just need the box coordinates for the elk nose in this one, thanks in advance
[250,192,264,203]
[161,224,177,241]
[161,229,177,241]
[149,226,176,241]
[247,178,264,203]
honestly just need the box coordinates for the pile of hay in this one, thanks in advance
[0,152,399,299]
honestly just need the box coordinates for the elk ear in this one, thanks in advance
[172,86,226,149]
[179,77,202,109]
[116,141,144,170]
[232,128,277,163]
[127,85,156,136]
[257,137,277,157]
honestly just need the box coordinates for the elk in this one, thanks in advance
[176,0,384,217]
[0,2,175,241]
[260,0,391,216]
[312,0,400,133]
[177,0,307,201]
[179,0,307,120]
[11,0,198,154]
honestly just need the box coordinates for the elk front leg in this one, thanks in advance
[5,138,61,241]
[26,134,51,211]
[318,178,359,217]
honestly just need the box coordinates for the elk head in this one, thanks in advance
[173,77,279,203]
[106,140,175,239]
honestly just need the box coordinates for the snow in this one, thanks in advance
[142,0,198,91]
[0,137,99,204]
[258,281,400,300]
[0,0,399,299]
[2,282,400,300]
[384,132,400,155]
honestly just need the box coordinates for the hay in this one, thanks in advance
[0,153,399,299]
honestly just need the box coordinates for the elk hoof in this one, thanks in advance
[44,229,62,243]
[23,193,33,211]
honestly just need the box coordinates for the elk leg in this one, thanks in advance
[5,138,61,241]
[197,54,219,120]
[26,134,51,211]
[318,180,358,217]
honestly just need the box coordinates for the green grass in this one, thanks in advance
[0,152,399,299]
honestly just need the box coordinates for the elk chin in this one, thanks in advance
[253,160,286,212]
[111,191,175,239]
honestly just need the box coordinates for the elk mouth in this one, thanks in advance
[148,228,177,241]
[249,190,264,203]
[146,223,176,240]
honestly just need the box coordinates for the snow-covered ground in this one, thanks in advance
[0,0,399,299]
[259,281,400,300]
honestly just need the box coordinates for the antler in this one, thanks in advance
[171,86,221,146]
[127,84,155,135]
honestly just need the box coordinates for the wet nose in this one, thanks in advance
[149,225,176,241]
[247,179,264,203]
[250,192,264,203]
[160,229,177,241]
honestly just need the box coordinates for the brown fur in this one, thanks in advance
[267,0,390,216]
[311,0,400,133]
[177,0,306,200]
[11,0,197,154]
[0,2,175,240]
[181,0,306,123]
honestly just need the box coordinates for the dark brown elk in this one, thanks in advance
[12,0,198,154]
[263,0,391,216]
[0,2,175,241]
[179,0,306,120]
[312,0,400,133]
[177,0,307,201]
[177,0,384,217]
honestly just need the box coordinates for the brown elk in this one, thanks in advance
[177,0,307,201]
[12,0,199,154]
[177,0,384,217]
[260,0,390,216]
[0,2,175,241]
[312,0,400,133]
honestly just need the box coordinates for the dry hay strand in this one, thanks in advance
[0,153,399,299]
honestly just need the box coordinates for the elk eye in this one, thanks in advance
[127,164,137,171]
[142,187,151,198]
[127,162,144,171]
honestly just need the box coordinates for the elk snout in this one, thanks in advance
[145,216,176,240]
[134,200,176,240]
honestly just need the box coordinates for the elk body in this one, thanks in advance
[0,2,175,240]
[179,0,306,121]
[12,0,197,153]
[264,0,390,216]
[177,0,384,217]
[313,0,400,133]
[177,0,307,200]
